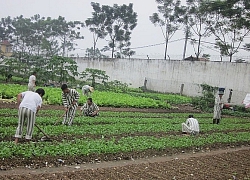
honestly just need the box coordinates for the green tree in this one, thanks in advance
[205,0,250,62]
[0,16,13,41]
[202,53,210,60]
[80,68,109,88]
[88,2,138,58]
[50,16,84,57]
[85,4,107,58]
[150,0,184,60]
[46,56,79,84]
[85,47,108,58]
[186,0,211,60]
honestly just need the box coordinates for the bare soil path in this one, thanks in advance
[1,146,249,179]
[0,101,200,113]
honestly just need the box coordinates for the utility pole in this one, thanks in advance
[182,26,189,60]
[182,15,189,60]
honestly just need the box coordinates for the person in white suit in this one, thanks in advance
[182,115,200,135]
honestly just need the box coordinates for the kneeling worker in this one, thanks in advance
[182,115,200,135]
[81,98,99,117]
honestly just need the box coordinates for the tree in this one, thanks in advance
[150,0,184,60]
[186,0,211,60]
[88,2,138,58]
[121,47,135,59]
[205,0,250,62]
[0,16,13,41]
[46,56,78,84]
[202,53,210,60]
[85,47,108,58]
[80,68,109,88]
[50,16,84,57]
[85,4,107,58]
[1,15,84,58]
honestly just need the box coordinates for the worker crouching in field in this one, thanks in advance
[82,85,94,97]
[61,84,80,126]
[213,88,225,124]
[81,98,99,117]
[28,72,36,92]
[14,88,45,144]
[182,115,200,135]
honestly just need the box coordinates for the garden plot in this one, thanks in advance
[0,108,250,171]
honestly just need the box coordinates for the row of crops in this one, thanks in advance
[0,84,192,108]
[0,109,250,159]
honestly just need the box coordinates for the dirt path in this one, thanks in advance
[1,146,249,179]
[0,101,200,113]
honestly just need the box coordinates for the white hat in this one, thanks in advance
[89,87,94,92]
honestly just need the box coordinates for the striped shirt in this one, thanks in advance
[62,89,80,107]
[185,118,199,132]
[81,102,99,113]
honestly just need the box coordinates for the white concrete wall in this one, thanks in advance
[74,57,250,104]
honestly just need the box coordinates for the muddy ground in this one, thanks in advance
[0,147,249,180]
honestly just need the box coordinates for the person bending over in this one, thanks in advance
[61,84,80,126]
[28,72,36,92]
[182,115,200,135]
[82,85,94,97]
[81,98,99,117]
[15,88,45,144]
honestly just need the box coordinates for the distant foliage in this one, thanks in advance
[192,84,218,112]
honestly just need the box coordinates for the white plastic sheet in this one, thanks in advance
[243,94,250,108]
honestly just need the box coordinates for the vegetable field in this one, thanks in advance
[0,107,250,171]
[0,84,249,179]
[0,84,192,108]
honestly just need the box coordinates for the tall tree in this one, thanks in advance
[186,0,211,59]
[50,16,84,57]
[85,3,107,58]
[205,0,250,62]
[150,0,184,60]
[0,16,13,41]
[88,2,138,58]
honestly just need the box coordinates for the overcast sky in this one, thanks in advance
[0,0,249,61]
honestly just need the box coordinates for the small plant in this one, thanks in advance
[192,84,218,112]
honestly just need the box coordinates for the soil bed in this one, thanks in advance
[0,147,249,180]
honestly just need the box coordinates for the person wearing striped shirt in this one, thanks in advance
[182,115,200,135]
[81,98,99,117]
[61,84,80,126]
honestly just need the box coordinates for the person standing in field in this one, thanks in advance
[14,88,45,144]
[81,98,99,117]
[61,84,80,126]
[82,85,94,97]
[182,115,200,135]
[28,72,36,91]
[213,88,225,124]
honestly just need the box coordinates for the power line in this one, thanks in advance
[130,38,186,50]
